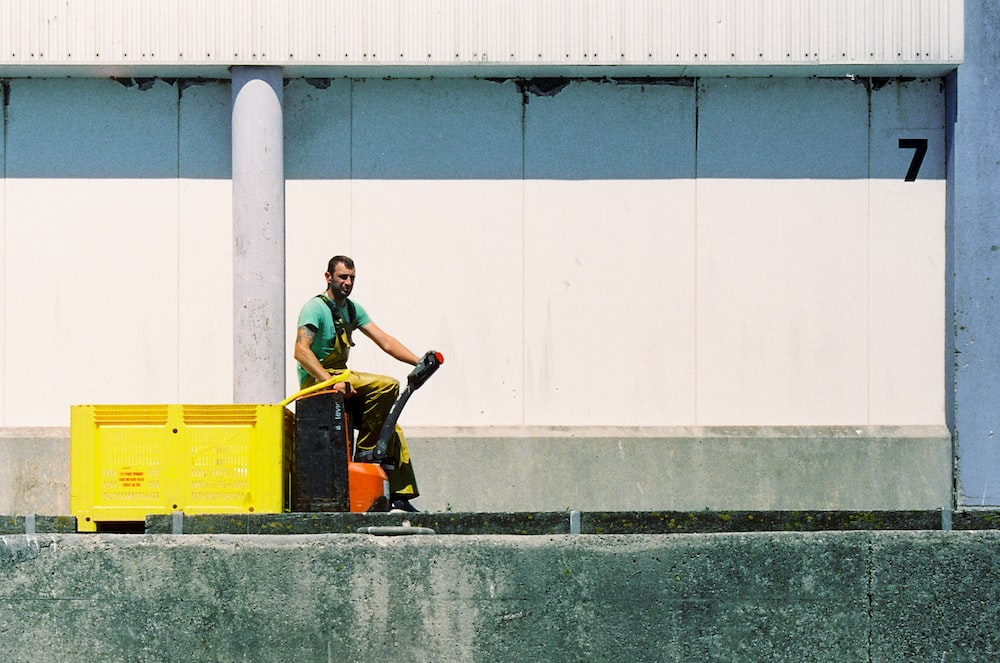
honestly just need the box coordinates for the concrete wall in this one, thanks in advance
[0,72,952,513]
[0,78,233,416]
[408,426,952,513]
[0,428,69,516]
[0,76,946,430]
[0,425,951,516]
[1,530,998,662]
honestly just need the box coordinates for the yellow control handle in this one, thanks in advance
[278,369,352,407]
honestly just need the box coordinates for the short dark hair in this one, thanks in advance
[328,255,355,272]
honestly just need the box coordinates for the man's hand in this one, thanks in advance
[331,381,354,397]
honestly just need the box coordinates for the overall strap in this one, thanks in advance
[316,294,357,347]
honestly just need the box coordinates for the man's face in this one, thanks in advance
[326,263,356,299]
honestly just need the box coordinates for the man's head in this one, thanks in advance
[327,255,355,274]
[326,255,356,302]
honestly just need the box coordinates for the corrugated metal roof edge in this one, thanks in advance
[0,61,961,80]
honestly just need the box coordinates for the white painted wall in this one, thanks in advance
[0,76,945,430]
[1,78,234,425]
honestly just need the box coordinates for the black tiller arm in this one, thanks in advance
[372,350,444,461]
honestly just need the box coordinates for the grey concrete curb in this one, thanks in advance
[139,508,1000,534]
[10,509,1000,535]
[0,515,77,534]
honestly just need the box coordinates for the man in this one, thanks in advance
[294,255,422,512]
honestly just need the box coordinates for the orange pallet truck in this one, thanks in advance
[287,350,443,513]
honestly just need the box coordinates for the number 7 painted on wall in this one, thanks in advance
[899,138,928,182]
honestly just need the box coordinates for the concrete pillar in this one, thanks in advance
[231,67,285,404]
[952,3,1000,505]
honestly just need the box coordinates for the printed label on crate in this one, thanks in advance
[117,467,146,489]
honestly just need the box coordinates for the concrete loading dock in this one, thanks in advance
[2,524,999,662]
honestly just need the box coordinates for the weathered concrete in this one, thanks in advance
[143,510,958,536]
[0,428,69,516]
[0,425,951,516]
[406,426,953,513]
[0,530,997,662]
[0,515,76,534]
[5,509,1000,536]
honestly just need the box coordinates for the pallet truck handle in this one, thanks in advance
[372,350,443,461]
[407,350,444,389]
[279,369,352,407]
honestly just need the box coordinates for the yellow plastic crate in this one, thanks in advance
[70,404,292,532]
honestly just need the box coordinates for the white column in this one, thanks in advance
[231,66,285,404]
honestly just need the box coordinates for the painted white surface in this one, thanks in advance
[0,77,947,430]
[177,82,234,404]
[0,141,5,425]
[523,180,698,426]
[869,180,946,425]
[4,179,181,421]
[3,176,238,423]
[1,78,236,425]
[696,179,870,425]
[521,80,699,425]
[177,178,234,403]
[349,180,524,426]
[869,79,946,426]
[694,76,872,425]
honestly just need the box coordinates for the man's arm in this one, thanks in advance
[293,325,350,393]
[359,322,420,365]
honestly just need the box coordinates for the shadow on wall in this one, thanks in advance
[3,77,232,180]
[1,76,945,182]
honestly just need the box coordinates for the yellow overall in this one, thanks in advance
[301,311,418,498]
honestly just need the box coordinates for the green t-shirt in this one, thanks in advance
[296,295,372,385]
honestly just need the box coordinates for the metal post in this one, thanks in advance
[231,66,285,404]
